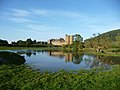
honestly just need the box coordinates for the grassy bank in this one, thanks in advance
[84,52,120,57]
[0,46,120,57]
[0,46,62,51]
[0,65,120,90]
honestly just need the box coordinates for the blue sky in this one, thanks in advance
[0,0,120,42]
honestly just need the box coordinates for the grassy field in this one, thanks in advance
[0,46,62,51]
[0,46,120,57]
[0,65,120,90]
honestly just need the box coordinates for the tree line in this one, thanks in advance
[0,38,48,47]
[0,39,8,46]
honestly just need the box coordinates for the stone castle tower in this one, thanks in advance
[65,34,73,45]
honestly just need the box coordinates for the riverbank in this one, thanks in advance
[0,46,120,57]
[0,65,120,90]
[0,46,62,51]
[84,52,120,57]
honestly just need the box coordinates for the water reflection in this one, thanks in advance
[47,51,116,69]
[72,53,83,64]
[15,50,120,66]
[49,51,64,59]
[65,53,73,62]
[3,50,119,72]
[49,51,83,64]
[97,55,120,65]
[16,50,36,57]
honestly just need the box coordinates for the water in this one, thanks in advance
[0,50,120,72]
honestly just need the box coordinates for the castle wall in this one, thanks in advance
[48,34,73,46]
[65,35,69,44]
[70,35,73,44]
[51,41,65,46]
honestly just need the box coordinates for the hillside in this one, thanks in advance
[84,29,120,49]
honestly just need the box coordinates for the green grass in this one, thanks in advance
[0,46,62,51]
[0,65,120,90]
[0,46,120,57]
[84,52,120,57]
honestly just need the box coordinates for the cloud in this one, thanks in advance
[31,9,85,19]
[13,23,65,40]
[0,9,32,24]
[1,8,120,34]
[8,17,32,23]
[1,8,90,24]
[26,24,64,33]
[10,9,31,17]
[24,23,66,39]
[31,9,48,16]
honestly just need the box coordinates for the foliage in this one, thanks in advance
[96,55,120,65]
[0,65,120,90]
[0,39,8,46]
[11,38,48,47]
[73,34,84,52]
[0,52,26,65]
[74,34,83,42]
[84,29,120,49]
[64,34,84,52]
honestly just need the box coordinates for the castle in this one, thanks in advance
[48,34,73,46]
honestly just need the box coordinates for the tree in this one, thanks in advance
[11,41,17,45]
[93,34,96,37]
[33,40,37,44]
[73,34,84,51]
[98,33,101,36]
[74,34,83,42]
[26,38,33,45]
[0,39,8,46]
[17,40,25,45]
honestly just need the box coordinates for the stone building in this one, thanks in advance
[48,34,73,46]
[65,34,73,44]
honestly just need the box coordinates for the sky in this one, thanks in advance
[0,0,120,42]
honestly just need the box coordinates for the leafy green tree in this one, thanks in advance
[73,34,83,51]
[74,34,83,42]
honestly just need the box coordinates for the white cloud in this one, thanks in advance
[26,24,64,32]
[10,9,31,17]
[31,9,85,19]
[0,9,32,24]
[8,17,32,23]
[1,8,91,24]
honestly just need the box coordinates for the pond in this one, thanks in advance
[0,50,120,72]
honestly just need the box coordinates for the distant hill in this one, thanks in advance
[84,29,120,48]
